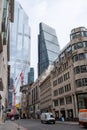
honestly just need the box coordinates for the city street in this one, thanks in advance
[14,119,85,130]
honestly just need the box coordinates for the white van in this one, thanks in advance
[40,112,55,124]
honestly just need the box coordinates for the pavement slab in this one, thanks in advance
[0,120,27,130]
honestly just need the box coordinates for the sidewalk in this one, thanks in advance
[0,120,27,130]
[56,120,79,125]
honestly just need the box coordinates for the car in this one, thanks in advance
[40,112,55,124]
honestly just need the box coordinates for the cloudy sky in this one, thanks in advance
[17,0,87,79]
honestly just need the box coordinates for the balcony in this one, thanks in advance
[0,33,3,53]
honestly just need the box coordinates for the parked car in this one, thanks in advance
[40,112,55,124]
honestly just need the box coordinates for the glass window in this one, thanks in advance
[45,40,59,53]
[70,32,82,40]
[83,31,87,37]
[75,32,82,38]
[79,53,85,60]
[85,53,87,59]
[48,50,58,61]
[65,84,71,92]
[18,10,23,33]
[59,87,64,94]
[54,100,58,106]
[54,90,58,96]
[72,44,77,51]
[60,98,64,105]
[17,35,22,51]
[82,78,87,86]
[84,41,87,47]
[53,80,57,87]
[77,42,83,49]
[66,96,72,104]
[76,79,82,87]
[73,55,78,62]
[74,66,80,74]
[80,65,87,73]
[43,32,58,44]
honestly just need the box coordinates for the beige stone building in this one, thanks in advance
[20,27,87,121]
[39,65,54,113]
[29,80,40,119]
[20,85,29,118]
[51,27,87,120]
[0,0,14,118]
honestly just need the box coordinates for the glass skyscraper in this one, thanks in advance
[38,22,60,76]
[28,67,34,84]
[9,1,31,105]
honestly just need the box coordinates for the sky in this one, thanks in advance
[17,0,87,79]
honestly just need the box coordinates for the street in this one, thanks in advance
[14,119,85,130]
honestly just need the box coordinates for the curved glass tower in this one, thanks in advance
[38,22,60,76]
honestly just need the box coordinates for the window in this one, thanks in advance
[53,80,57,87]
[66,96,72,104]
[80,65,87,73]
[83,41,87,47]
[54,90,58,96]
[73,53,86,62]
[65,84,71,92]
[59,87,64,94]
[70,32,82,40]
[74,66,80,74]
[83,31,87,37]
[76,78,87,87]
[58,76,63,84]
[82,78,87,86]
[75,79,82,87]
[77,42,83,49]
[54,100,58,106]
[64,72,70,81]
[72,55,78,62]
[60,98,64,106]
[79,53,85,60]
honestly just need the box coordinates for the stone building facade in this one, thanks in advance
[51,27,87,120]
[20,27,87,121]
[0,0,14,119]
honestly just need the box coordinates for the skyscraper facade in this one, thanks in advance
[9,1,31,106]
[28,67,34,84]
[38,22,60,76]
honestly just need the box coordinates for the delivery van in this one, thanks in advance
[40,112,55,124]
[79,109,87,128]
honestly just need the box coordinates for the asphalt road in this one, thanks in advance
[15,119,85,130]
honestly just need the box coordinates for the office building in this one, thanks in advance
[28,67,34,84]
[9,1,31,106]
[38,22,60,76]
[51,27,87,120]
